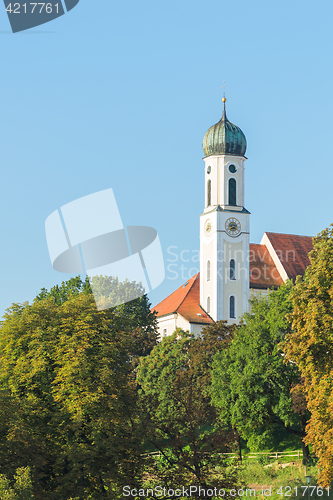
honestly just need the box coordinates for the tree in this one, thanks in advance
[0,467,34,500]
[35,275,91,305]
[284,225,333,486]
[211,283,310,463]
[35,275,158,362]
[0,278,158,499]
[137,322,240,496]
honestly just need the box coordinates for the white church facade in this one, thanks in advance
[153,99,313,338]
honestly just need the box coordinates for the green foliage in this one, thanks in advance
[0,279,158,499]
[89,275,147,311]
[257,454,273,466]
[137,322,241,490]
[211,283,309,455]
[239,460,328,500]
[35,275,158,362]
[285,224,333,487]
[0,467,34,500]
[35,275,91,305]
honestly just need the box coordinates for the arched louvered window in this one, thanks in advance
[207,260,211,281]
[229,296,236,319]
[228,178,237,206]
[230,259,236,280]
[207,179,211,206]
[207,296,211,314]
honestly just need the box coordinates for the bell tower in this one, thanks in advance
[199,97,250,323]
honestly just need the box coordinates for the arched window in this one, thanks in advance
[207,260,211,281]
[207,179,211,206]
[207,296,211,314]
[229,259,236,280]
[228,178,237,206]
[229,296,236,319]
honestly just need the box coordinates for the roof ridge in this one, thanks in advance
[176,273,199,311]
[265,232,314,238]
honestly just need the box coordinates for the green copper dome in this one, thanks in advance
[202,101,247,157]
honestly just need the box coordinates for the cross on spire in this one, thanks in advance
[221,82,227,118]
[221,81,227,99]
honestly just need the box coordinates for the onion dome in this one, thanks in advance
[202,98,247,157]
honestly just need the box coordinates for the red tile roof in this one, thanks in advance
[249,243,284,289]
[153,233,313,321]
[265,232,313,282]
[152,273,213,324]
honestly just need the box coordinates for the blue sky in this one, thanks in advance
[0,0,332,315]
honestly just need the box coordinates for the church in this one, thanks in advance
[153,98,313,338]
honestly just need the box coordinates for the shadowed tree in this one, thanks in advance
[0,467,34,500]
[211,283,311,464]
[137,322,241,497]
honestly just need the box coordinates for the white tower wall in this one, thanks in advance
[200,154,250,323]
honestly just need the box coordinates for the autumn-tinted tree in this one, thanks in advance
[36,275,158,362]
[0,279,158,499]
[211,283,310,463]
[0,467,34,500]
[137,322,240,496]
[284,225,333,486]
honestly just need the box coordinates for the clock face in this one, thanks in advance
[204,219,212,236]
[225,217,241,237]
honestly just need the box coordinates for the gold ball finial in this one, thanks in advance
[222,97,227,102]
